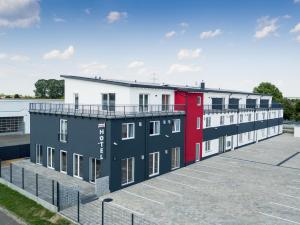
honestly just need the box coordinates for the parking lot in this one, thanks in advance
[101,134,300,225]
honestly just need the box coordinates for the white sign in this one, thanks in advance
[98,123,106,160]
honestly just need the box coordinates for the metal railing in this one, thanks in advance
[29,103,186,117]
[204,103,282,113]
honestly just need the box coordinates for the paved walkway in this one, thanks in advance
[0,209,23,225]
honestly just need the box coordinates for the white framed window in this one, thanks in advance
[248,132,251,141]
[220,116,225,126]
[248,114,251,122]
[171,147,180,169]
[197,117,201,129]
[262,129,265,137]
[121,157,134,186]
[230,115,234,124]
[149,152,160,177]
[59,119,68,142]
[205,141,211,153]
[47,147,55,169]
[196,143,200,161]
[89,158,101,183]
[36,144,42,165]
[139,94,149,112]
[205,117,211,128]
[60,150,67,174]
[74,93,79,110]
[122,123,135,140]
[256,113,259,120]
[150,121,160,136]
[240,114,243,123]
[239,134,243,143]
[162,94,170,111]
[102,93,116,111]
[197,96,202,106]
[262,112,266,120]
[73,153,83,179]
[172,119,180,133]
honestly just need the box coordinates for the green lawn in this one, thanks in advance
[0,183,72,225]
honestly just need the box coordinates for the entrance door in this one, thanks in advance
[218,137,225,153]
[90,158,101,183]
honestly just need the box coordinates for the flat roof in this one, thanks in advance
[61,75,272,97]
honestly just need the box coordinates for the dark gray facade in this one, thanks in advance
[30,113,185,192]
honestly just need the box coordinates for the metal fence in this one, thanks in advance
[0,160,156,225]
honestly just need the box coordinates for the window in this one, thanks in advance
[60,150,67,173]
[239,134,243,143]
[262,112,266,120]
[139,94,149,112]
[197,96,202,106]
[172,119,180,133]
[273,126,276,133]
[90,158,101,183]
[256,113,259,120]
[162,94,170,111]
[122,123,135,140]
[47,147,55,169]
[102,93,115,111]
[230,115,234,124]
[262,129,265,137]
[73,154,83,179]
[195,143,200,161]
[150,121,160,136]
[248,132,251,141]
[171,147,180,169]
[74,93,79,110]
[197,117,201,129]
[121,157,134,185]
[149,152,160,177]
[59,119,68,142]
[36,144,42,165]
[205,117,211,128]
[220,116,225,126]
[248,114,251,122]
[205,141,211,153]
[240,114,243,123]
[0,116,24,134]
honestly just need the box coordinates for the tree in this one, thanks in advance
[281,98,294,120]
[295,100,300,113]
[34,79,64,99]
[253,82,283,103]
[14,94,20,98]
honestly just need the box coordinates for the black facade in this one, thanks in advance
[30,113,185,192]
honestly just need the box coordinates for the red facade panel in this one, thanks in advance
[175,91,204,165]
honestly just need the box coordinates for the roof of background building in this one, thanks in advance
[61,75,272,97]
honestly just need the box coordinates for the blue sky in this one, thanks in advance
[0,0,300,96]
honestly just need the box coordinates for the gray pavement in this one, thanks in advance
[0,209,22,225]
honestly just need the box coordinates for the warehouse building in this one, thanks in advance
[29,75,283,193]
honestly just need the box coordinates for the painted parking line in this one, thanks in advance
[258,212,300,225]
[206,162,241,168]
[184,167,222,176]
[196,164,231,171]
[121,190,164,206]
[278,193,300,200]
[155,177,199,190]
[287,186,300,190]
[270,202,300,211]
[141,183,182,197]
[172,172,213,182]
[110,202,144,216]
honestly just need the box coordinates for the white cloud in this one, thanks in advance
[177,48,202,60]
[254,16,278,39]
[294,0,300,3]
[0,0,40,28]
[167,64,201,74]
[80,62,107,75]
[10,54,30,62]
[43,46,75,60]
[106,11,127,23]
[200,29,222,39]
[0,53,7,59]
[128,61,145,69]
[290,23,300,33]
[165,30,176,39]
[296,35,300,43]
[84,8,91,15]
[179,22,189,28]
[282,15,291,19]
[53,16,66,23]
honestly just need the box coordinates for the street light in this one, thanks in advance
[102,198,113,225]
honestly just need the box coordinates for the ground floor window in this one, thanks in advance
[171,147,180,169]
[196,143,200,161]
[149,152,160,177]
[73,154,83,179]
[205,141,211,153]
[36,144,42,165]
[90,158,101,183]
[121,157,134,186]
[60,150,67,173]
[47,147,55,169]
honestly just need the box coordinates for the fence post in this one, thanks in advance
[36,173,38,197]
[102,198,113,225]
[131,213,134,225]
[77,191,80,223]
[22,168,24,189]
[52,180,55,205]
[10,163,12,183]
[57,182,60,211]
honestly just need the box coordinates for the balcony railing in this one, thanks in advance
[29,103,186,118]
[204,103,282,113]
